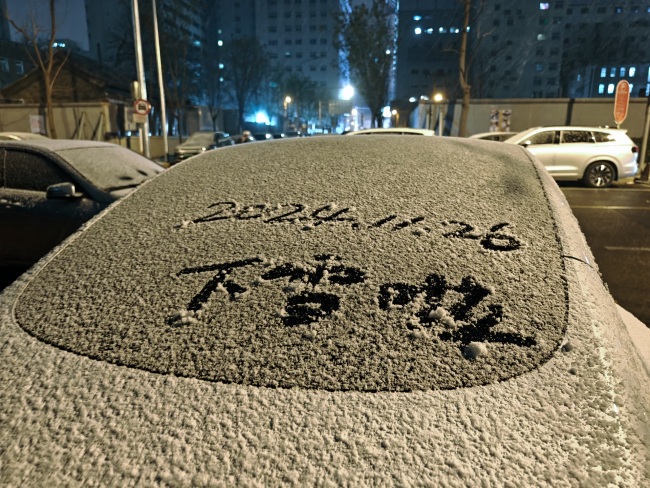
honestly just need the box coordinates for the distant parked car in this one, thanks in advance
[345,128,436,136]
[469,131,518,142]
[0,139,163,269]
[504,126,638,188]
[232,131,257,144]
[173,131,234,162]
[253,132,273,141]
[284,130,306,137]
[0,131,50,141]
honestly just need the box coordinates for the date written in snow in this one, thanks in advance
[182,201,525,252]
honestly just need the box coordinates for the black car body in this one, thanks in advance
[0,139,163,268]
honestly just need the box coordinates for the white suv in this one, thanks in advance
[504,126,639,188]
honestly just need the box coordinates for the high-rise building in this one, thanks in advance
[395,0,464,102]
[209,0,346,103]
[395,0,650,101]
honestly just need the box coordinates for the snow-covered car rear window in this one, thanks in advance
[15,136,567,391]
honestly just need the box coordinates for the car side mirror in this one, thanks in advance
[46,182,78,199]
[520,140,532,147]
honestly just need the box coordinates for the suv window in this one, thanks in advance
[527,130,558,145]
[1,149,70,191]
[561,131,593,144]
[592,131,615,143]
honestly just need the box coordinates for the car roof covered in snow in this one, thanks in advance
[2,135,649,485]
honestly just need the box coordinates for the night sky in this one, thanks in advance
[5,0,90,51]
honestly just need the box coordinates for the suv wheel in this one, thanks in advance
[583,161,615,188]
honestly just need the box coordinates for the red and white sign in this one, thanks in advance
[133,98,152,116]
[613,80,630,125]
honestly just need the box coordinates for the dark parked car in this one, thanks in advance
[173,131,235,162]
[0,139,163,269]
[1,136,648,486]
[252,132,273,141]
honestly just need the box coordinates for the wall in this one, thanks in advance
[0,102,116,139]
[430,98,649,141]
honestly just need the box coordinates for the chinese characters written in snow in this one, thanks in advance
[182,201,525,252]
[170,254,536,351]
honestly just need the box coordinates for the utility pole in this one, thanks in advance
[131,0,150,158]
[638,92,650,181]
[153,0,168,162]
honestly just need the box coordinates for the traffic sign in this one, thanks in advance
[613,80,630,126]
[133,98,152,116]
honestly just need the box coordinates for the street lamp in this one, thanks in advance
[283,96,292,131]
[284,96,292,117]
[391,109,400,127]
[433,92,445,136]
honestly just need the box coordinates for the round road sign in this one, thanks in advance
[134,98,152,116]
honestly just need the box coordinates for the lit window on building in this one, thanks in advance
[629,83,634,93]
[413,15,422,21]
[537,34,547,40]
[414,27,422,35]
[600,67,607,77]
[607,84,615,94]
[620,67,626,77]
[439,27,447,33]
[629,67,636,77]
[598,84,605,94]
[615,7,623,14]
[540,2,550,10]
[610,67,616,77]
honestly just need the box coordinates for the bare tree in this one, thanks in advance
[334,0,395,128]
[4,0,69,138]
[223,37,270,133]
[202,54,227,132]
[139,3,203,138]
[457,0,471,137]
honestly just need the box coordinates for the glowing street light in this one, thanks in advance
[433,93,445,136]
[284,96,292,117]
[340,84,355,101]
[392,109,400,127]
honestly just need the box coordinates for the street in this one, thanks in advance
[558,180,650,328]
